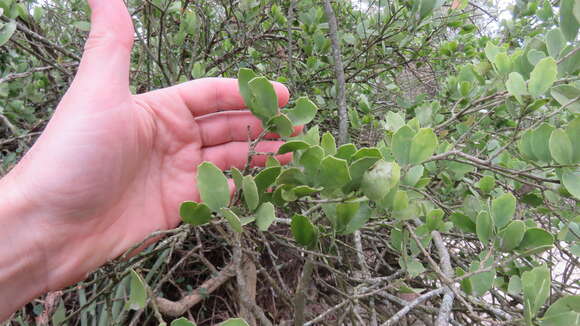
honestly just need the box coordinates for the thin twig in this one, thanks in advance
[323,0,349,145]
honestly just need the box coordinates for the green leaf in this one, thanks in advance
[197,162,230,212]
[0,20,16,47]
[51,300,66,326]
[291,214,318,248]
[451,212,476,233]
[248,77,278,121]
[128,269,147,310]
[497,220,526,252]
[456,267,473,294]
[506,72,528,97]
[220,208,243,233]
[408,128,438,165]
[240,216,255,226]
[403,258,425,278]
[342,203,372,235]
[508,275,522,296]
[220,318,250,326]
[562,169,580,200]
[402,165,424,187]
[485,41,502,63]
[517,228,555,254]
[255,202,276,231]
[519,130,538,161]
[493,52,512,75]
[336,201,360,233]
[319,156,351,189]
[560,0,579,42]
[242,176,259,211]
[540,296,580,326]
[566,118,580,163]
[532,123,555,163]
[255,166,281,194]
[419,0,436,19]
[529,58,558,97]
[549,129,573,164]
[476,211,493,244]
[546,28,566,58]
[284,97,318,126]
[351,148,382,161]
[300,146,325,177]
[276,167,307,186]
[303,125,320,145]
[361,160,400,201]
[171,317,197,326]
[523,265,551,324]
[231,167,244,191]
[238,69,258,110]
[528,50,547,66]
[268,114,293,137]
[393,190,409,212]
[469,259,495,296]
[343,156,381,193]
[292,185,322,197]
[551,85,580,114]
[277,140,310,154]
[336,143,357,162]
[558,45,580,77]
[392,126,415,165]
[180,201,212,226]
[321,132,337,155]
[73,21,91,32]
[426,209,444,231]
[385,111,406,133]
[492,193,516,228]
[476,175,496,193]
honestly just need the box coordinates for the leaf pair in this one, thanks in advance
[391,126,438,166]
[238,68,318,136]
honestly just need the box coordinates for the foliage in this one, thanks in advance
[1,0,579,325]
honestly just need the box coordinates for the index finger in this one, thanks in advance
[169,77,290,117]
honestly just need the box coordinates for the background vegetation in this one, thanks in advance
[1,0,579,325]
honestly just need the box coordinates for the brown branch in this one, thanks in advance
[432,231,455,326]
[155,262,236,317]
[323,0,349,145]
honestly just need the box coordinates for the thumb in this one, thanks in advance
[71,0,134,97]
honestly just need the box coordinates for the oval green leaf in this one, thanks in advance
[409,128,438,165]
[361,160,400,201]
[497,220,526,252]
[517,228,555,254]
[529,58,558,97]
[476,211,493,244]
[492,193,516,228]
[549,129,573,164]
[180,201,212,226]
[197,162,230,212]
[318,156,351,190]
[284,97,318,126]
[291,214,318,248]
[242,176,259,211]
[562,169,580,200]
[248,77,279,121]
[277,140,310,154]
[220,208,243,233]
[255,202,276,231]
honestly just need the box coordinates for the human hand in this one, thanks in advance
[0,0,293,306]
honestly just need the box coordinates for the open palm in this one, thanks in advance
[5,0,291,291]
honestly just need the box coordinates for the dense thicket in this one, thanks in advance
[1,0,579,325]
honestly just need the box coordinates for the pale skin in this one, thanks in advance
[0,0,297,320]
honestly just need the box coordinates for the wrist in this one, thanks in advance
[0,174,50,320]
